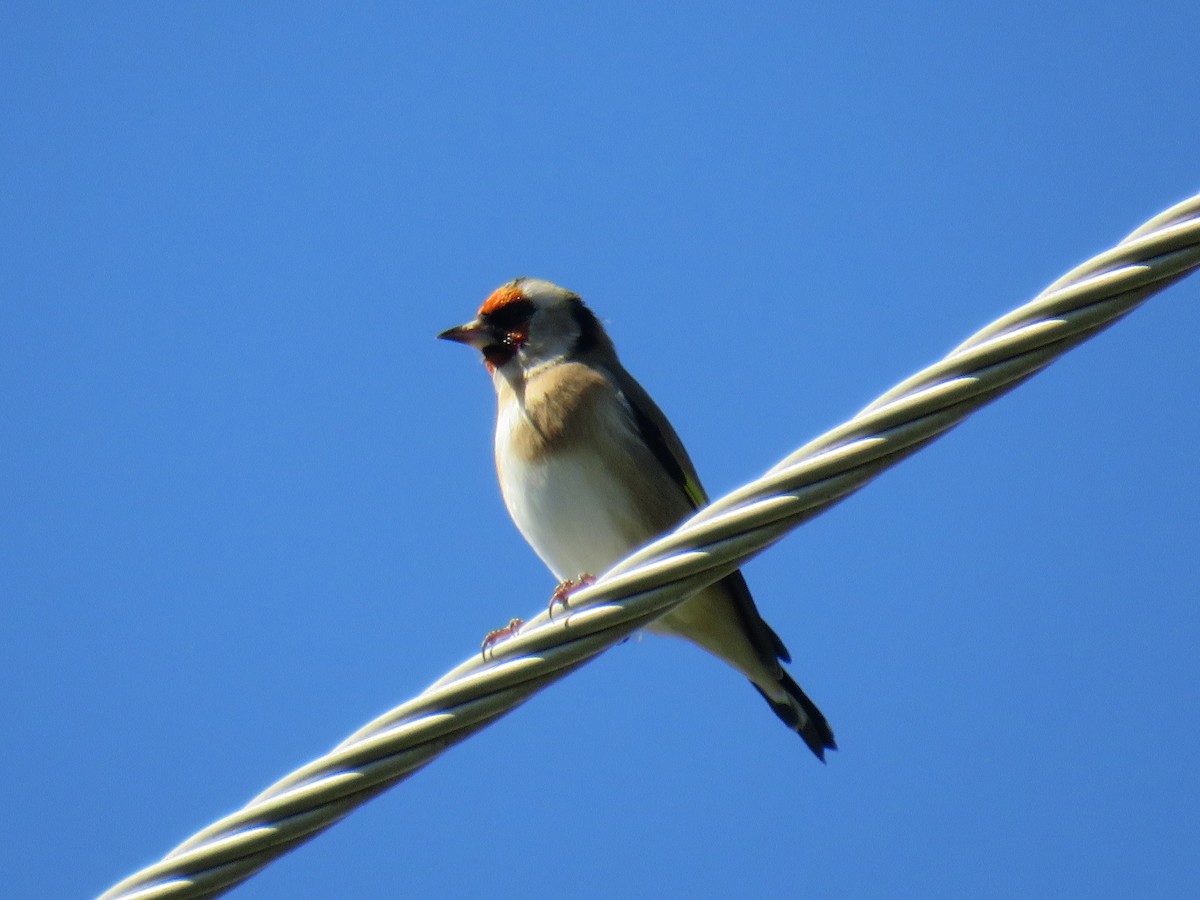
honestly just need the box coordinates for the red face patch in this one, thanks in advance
[477,284,524,317]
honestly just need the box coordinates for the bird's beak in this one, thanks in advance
[437,319,495,349]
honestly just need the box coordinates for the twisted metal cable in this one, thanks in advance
[99,192,1200,900]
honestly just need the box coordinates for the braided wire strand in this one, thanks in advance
[99,192,1200,900]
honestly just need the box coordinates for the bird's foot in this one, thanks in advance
[548,573,596,618]
[480,617,525,659]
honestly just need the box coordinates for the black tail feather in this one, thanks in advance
[751,671,837,762]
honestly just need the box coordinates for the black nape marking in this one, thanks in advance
[571,298,603,354]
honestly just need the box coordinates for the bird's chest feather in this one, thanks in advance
[497,445,646,580]
[492,365,675,580]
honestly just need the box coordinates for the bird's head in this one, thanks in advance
[438,277,610,376]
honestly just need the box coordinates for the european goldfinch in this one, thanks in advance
[439,278,836,760]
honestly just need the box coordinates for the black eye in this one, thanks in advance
[483,300,535,330]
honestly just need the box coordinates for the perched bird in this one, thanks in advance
[438,278,836,760]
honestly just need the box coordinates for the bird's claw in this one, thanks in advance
[548,573,596,618]
[480,617,525,659]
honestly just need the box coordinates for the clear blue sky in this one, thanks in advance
[3,5,1198,898]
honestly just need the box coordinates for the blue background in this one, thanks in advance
[3,5,1198,898]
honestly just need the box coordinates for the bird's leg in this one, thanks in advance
[548,573,596,618]
[480,617,525,659]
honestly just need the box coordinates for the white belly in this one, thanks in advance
[497,446,646,582]
[491,392,779,692]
